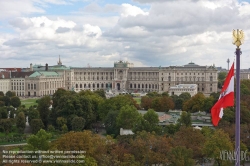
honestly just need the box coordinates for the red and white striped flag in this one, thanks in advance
[211,63,234,126]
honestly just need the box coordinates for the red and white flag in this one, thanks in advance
[211,63,234,126]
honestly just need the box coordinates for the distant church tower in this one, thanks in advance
[58,55,62,65]
[227,58,230,70]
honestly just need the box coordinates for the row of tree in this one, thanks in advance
[12,126,249,166]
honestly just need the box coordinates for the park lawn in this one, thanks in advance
[133,97,141,104]
[21,98,37,108]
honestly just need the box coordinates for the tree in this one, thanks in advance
[0,91,4,96]
[210,92,220,103]
[179,92,191,102]
[30,119,44,134]
[202,129,233,166]
[160,96,175,112]
[161,92,169,97]
[220,107,235,124]
[94,89,106,99]
[168,146,195,166]
[163,124,180,136]
[140,96,152,110]
[37,96,51,129]
[52,131,113,165]
[182,92,205,112]
[116,105,140,129]
[202,96,214,113]
[1,96,10,106]
[104,110,120,136]
[133,109,161,134]
[56,116,67,129]
[47,124,55,133]
[0,119,13,135]
[61,124,68,133]
[26,129,51,151]
[10,96,21,108]
[201,126,214,139]
[178,111,191,127]
[0,101,4,107]
[5,91,15,98]
[0,107,8,119]
[52,88,69,109]
[144,109,159,125]
[16,112,26,134]
[173,127,205,161]
[218,72,227,89]
[146,92,161,98]
[151,97,161,112]
[175,98,184,110]
[128,131,171,165]
[27,107,40,124]
[71,116,85,131]
[98,95,139,121]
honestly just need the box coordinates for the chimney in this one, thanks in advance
[45,63,48,71]
[30,63,33,71]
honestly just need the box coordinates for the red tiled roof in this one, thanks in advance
[0,68,22,72]
[0,72,11,79]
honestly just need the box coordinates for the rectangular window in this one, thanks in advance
[31,84,33,90]
[28,84,30,89]
[34,84,36,89]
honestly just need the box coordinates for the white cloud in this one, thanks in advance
[121,3,149,17]
[0,0,44,19]
[1,0,250,69]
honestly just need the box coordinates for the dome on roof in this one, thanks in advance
[184,62,199,67]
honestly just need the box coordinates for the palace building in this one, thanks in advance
[0,58,218,97]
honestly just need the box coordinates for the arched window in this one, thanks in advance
[152,84,154,89]
[97,83,99,88]
[101,83,104,88]
[93,84,95,88]
[134,84,136,88]
[80,84,82,88]
[84,84,86,88]
[130,84,132,88]
[145,84,148,88]
[149,84,151,88]
[138,84,140,88]
[142,84,144,88]
[76,84,78,88]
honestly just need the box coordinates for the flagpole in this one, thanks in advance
[235,47,241,166]
[232,29,244,166]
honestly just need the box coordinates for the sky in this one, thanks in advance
[1,0,250,69]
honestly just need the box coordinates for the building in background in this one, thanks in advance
[0,57,221,96]
[168,84,197,97]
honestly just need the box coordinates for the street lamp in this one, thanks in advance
[232,29,244,166]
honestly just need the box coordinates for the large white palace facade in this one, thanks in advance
[0,58,218,96]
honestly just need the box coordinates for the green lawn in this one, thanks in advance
[133,97,141,104]
[21,98,37,108]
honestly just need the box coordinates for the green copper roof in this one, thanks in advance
[29,72,41,77]
[29,71,60,77]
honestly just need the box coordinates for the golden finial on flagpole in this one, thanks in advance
[232,29,244,48]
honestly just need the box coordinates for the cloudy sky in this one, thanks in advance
[1,0,250,69]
